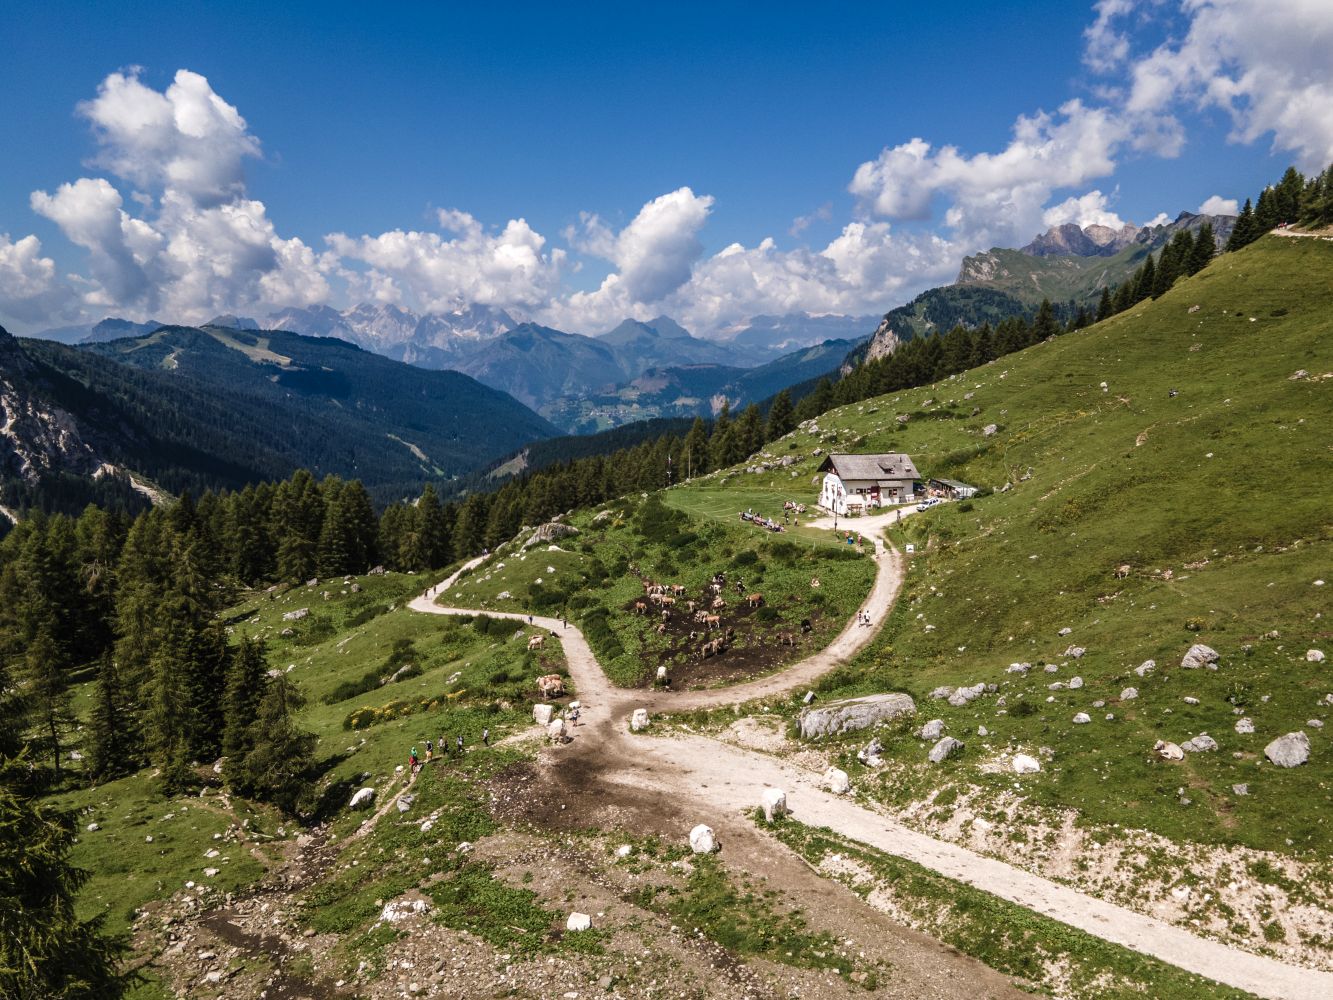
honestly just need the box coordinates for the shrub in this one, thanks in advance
[732,550,759,567]
[755,607,778,622]
[346,603,391,628]
[1184,617,1206,632]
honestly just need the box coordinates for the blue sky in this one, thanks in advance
[1,1,1330,335]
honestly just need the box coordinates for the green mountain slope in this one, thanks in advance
[1,323,556,513]
[672,234,1331,857]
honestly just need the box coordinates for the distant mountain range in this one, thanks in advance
[0,321,556,516]
[858,210,1237,362]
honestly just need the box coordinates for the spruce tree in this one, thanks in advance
[1132,255,1156,303]
[417,485,452,569]
[87,653,137,782]
[236,672,316,815]
[1225,199,1256,251]
[1095,286,1113,322]
[765,389,795,441]
[1188,222,1216,274]
[681,417,711,478]
[221,637,269,782]
[1031,299,1059,340]
[735,404,763,460]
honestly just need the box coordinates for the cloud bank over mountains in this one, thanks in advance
[3,1,1331,336]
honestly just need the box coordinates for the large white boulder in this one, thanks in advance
[1264,731,1310,768]
[630,708,650,732]
[1308,649,1326,663]
[547,719,567,744]
[1181,644,1220,669]
[566,912,592,932]
[689,824,717,854]
[1012,754,1042,774]
[798,693,916,739]
[533,703,554,726]
[918,719,944,741]
[823,767,851,794]
[761,788,788,822]
[1154,740,1184,761]
[349,787,376,809]
[379,898,429,923]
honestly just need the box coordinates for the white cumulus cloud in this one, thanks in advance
[1042,190,1127,230]
[0,234,77,326]
[1197,194,1239,215]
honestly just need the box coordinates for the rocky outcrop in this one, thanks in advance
[798,692,916,739]
[1021,222,1139,258]
[863,316,905,363]
[1180,644,1220,669]
[524,522,580,549]
[928,737,964,763]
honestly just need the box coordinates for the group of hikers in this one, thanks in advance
[408,727,491,775]
[740,508,789,532]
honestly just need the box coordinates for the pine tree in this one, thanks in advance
[235,673,316,815]
[764,389,795,442]
[452,493,488,560]
[87,653,137,782]
[1031,299,1059,340]
[735,404,763,460]
[416,485,451,569]
[1111,280,1133,314]
[1132,255,1156,303]
[681,417,711,478]
[1188,222,1216,274]
[221,637,269,774]
[1226,199,1256,251]
[0,753,129,997]
[1254,186,1278,232]
[1095,286,1113,322]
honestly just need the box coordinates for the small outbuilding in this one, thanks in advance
[817,453,920,515]
[928,477,979,499]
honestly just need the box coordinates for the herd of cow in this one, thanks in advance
[629,570,811,663]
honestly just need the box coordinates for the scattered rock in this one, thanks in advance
[1154,741,1184,761]
[1182,733,1218,753]
[977,725,989,737]
[928,737,964,762]
[349,787,375,810]
[798,692,916,739]
[630,708,650,732]
[1006,662,1030,674]
[761,788,788,822]
[948,683,986,707]
[918,719,944,741]
[1307,719,1324,729]
[1064,646,1086,659]
[1012,754,1041,774]
[547,719,567,744]
[1232,784,1249,796]
[1120,687,1138,700]
[802,691,815,705]
[1069,676,1084,689]
[823,767,851,794]
[379,898,430,923]
[281,608,309,622]
[1235,718,1255,734]
[1308,649,1326,663]
[1264,731,1310,768]
[1181,644,1220,669]
[86,822,99,832]
[566,912,592,932]
[689,824,717,854]
[396,794,414,813]
[1135,659,1156,677]
[533,704,554,726]
[1057,627,1072,636]
[1072,713,1091,724]
[615,845,633,858]
[983,423,998,436]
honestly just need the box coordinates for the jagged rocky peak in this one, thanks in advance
[1021,222,1140,258]
[864,315,905,363]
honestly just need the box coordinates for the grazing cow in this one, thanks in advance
[710,582,722,595]
[704,614,721,630]
[800,618,812,634]
[810,576,821,589]
[528,634,546,650]
[1114,564,1132,579]
[536,673,564,698]
[655,623,667,635]
[778,632,796,647]
[660,595,676,607]
[711,596,726,610]
[746,593,764,608]
[671,584,686,596]
[694,610,709,623]
[686,600,697,612]
[634,600,647,615]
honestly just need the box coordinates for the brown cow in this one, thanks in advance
[778,632,796,647]
[746,593,764,608]
[528,634,546,650]
[1114,564,1132,579]
[536,673,564,698]
[686,600,697,612]
[633,600,647,615]
[711,596,726,610]
[704,614,721,630]
[655,622,667,635]
[660,595,676,607]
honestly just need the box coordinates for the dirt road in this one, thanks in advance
[409,520,1333,999]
